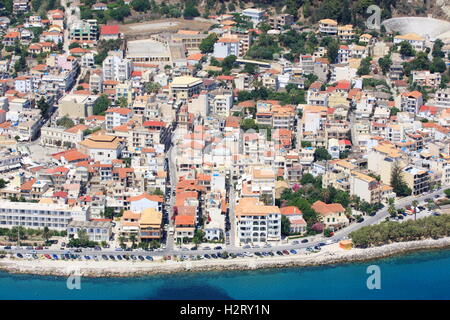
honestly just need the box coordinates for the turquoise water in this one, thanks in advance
[1,249,449,299]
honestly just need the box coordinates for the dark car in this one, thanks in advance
[109,255,115,260]
[418,206,425,211]
[211,254,218,259]
[290,249,297,254]
[116,255,123,261]
[138,256,145,261]
[301,239,309,243]
[102,255,108,260]
[130,255,137,261]
[190,246,198,251]
[16,253,23,258]
[276,251,283,256]
[254,252,262,257]
[204,254,211,259]
[4,246,11,250]
[282,250,290,255]
[74,248,82,253]
[268,251,274,256]
[214,246,222,250]
[145,256,153,261]
[318,242,326,246]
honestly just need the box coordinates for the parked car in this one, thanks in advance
[301,239,309,243]
[214,246,222,250]
[282,250,290,255]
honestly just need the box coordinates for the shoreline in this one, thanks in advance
[1,237,450,278]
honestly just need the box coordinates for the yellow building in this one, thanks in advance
[139,207,163,241]
[170,76,203,100]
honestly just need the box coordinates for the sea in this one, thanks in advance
[0,249,449,300]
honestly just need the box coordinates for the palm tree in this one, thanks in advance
[388,197,396,218]
[118,236,126,249]
[129,234,137,248]
[43,226,50,243]
[412,200,418,221]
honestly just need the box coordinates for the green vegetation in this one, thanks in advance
[378,54,392,75]
[56,116,75,129]
[68,230,98,248]
[314,147,331,161]
[93,94,111,115]
[0,179,8,189]
[390,162,412,197]
[237,85,305,105]
[199,33,218,54]
[281,215,291,236]
[246,34,281,60]
[357,56,372,76]
[350,215,450,248]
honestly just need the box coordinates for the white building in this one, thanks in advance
[102,55,133,82]
[213,38,240,59]
[0,201,88,231]
[242,8,266,26]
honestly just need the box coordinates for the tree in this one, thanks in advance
[324,228,333,237]
[131,0,150,12]
[390,107,399,116]
[36,97,50,116]
[378,55,392,75]
[192,229,204,246]
[43,226,50,243]
[199,33,218,53]
[56,116,75,129]
[432,39,445,58]
[129,234,137,248]
[326,39,339,64]
[399,41,415,57]
[444,189,450,198]
[300,173,316,185]
[144,82,161,94]
[314,147,331,161]
[93,94,111,115]
[281,215,291,236]
[430,57,447,74]
[0,178,8,189]
[388,198,397,218]
[77,229,89,243]
[357,56,371,76]
[183,3,200,19]
[390,162,412,197]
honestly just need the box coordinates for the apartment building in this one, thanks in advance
[318,19,338,35]
[393,33,425,51]
[69,19,98,42]
[268,14,294,30]
[235,198,281,245]
[102,55,133,82]
[40,124,86,148]
[170,76,203,100]
[67,220,111,241]
[242,8,266,26]
[412,71,441,88]
[337,24,354,41]
[434,88,450,108]
[0,201,87,231]
[139,207,163,241]
[213,37,240,59]
[105,107,133,132]
[400,91,423,114]
[367,143,405,185]
[402,166,430,195]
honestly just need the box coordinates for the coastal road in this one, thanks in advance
[2,189,446,259]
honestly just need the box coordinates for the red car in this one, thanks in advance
[44,254,52,259]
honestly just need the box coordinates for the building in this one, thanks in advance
[337,24,354,41]
[412,71,441,88]
[280,206,306,234]
[139,207,162,241]
[102,55,132,82]
[170,76,203,100]
[69,19,98,42]
[99,25,120,40]
[393,33,425,51]
[268,14,294,30]
[400,91,423,114]
[105,107,133,131]
[235,198,281,245]
[402,166,430,195]
[213,37,240,59]
[78,134,123,163]
[67,220,112,241]
[58,94,99,119]
[311,200,349,231]
[242,8,266,26]
[0,200,87,231]
[318,19,338,35]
